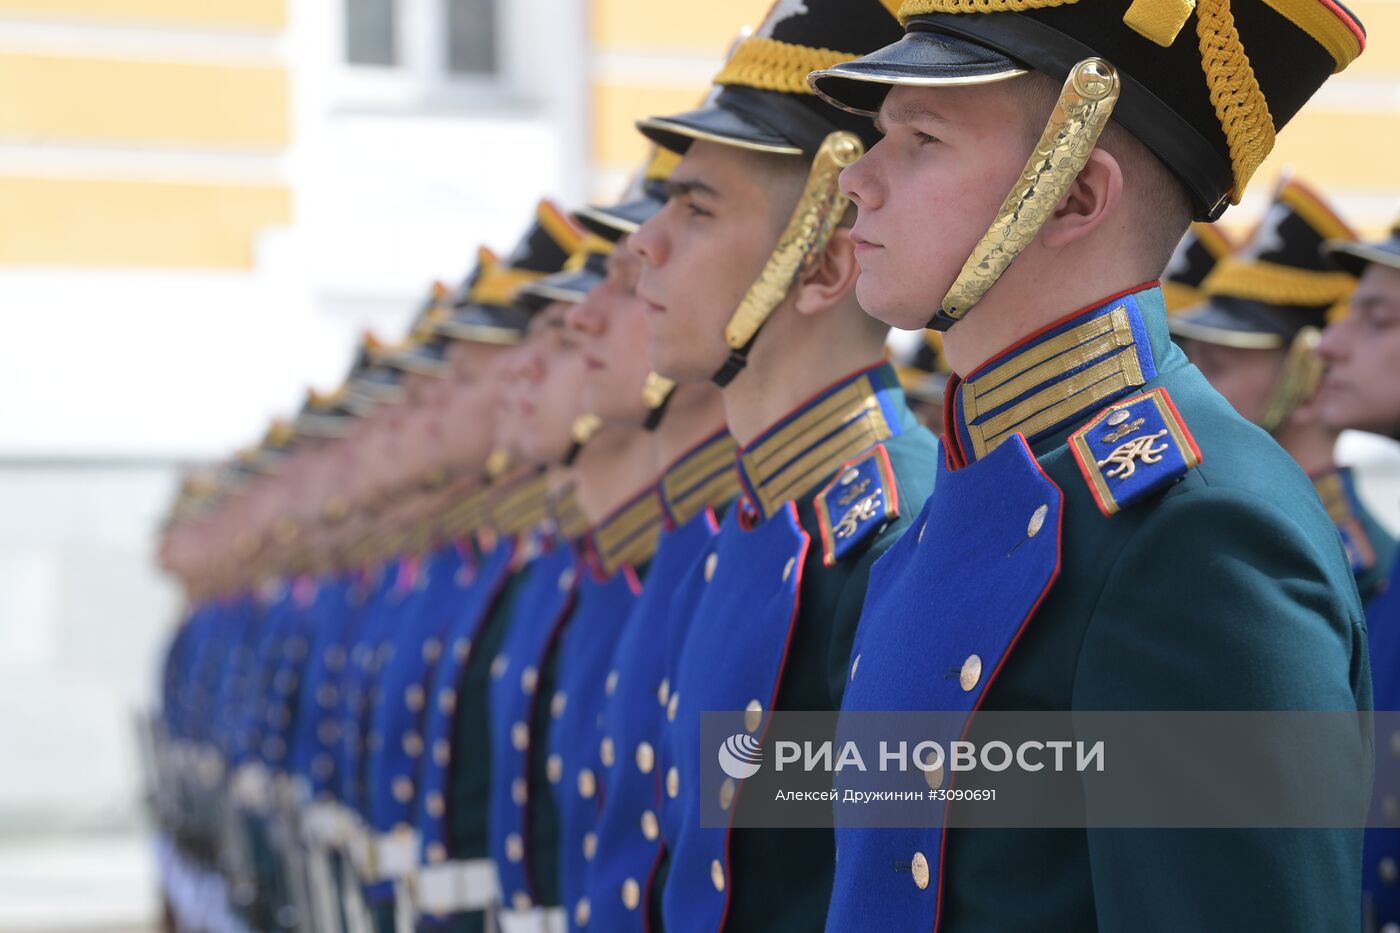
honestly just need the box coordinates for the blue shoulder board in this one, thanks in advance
[815,444,899,567]
[1069,387,1202,517]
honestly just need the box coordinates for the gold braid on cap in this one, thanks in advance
[1259,326,1323,434]
[1204,259,1355,308]
[714,131,865,385]
[715,36,871,95]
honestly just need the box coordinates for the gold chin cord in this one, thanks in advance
[932,58,1122,332]
[1259,326,1324,435]
[564,412,604,466]
[641,372,677,431]
[711,130,866,387]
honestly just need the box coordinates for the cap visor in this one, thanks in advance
[1324,239,1400,278]
[809,28,1026,117]
[1167,300,1288,350]
[638,103,803,157]
[575,198,661,241]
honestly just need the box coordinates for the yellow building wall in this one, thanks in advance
[0,0,290,268]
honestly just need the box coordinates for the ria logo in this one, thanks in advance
[718,733,763,780]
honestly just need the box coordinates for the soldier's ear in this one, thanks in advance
[1040,148,1124,250]
[793,227,861,318]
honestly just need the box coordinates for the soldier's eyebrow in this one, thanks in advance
[875,101,952,135]
[662,177,721,201]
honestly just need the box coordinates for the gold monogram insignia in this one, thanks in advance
[1102,416,1145,444]
[837,477,871,508]
[1097,430,1169,480]
[833,491,883,539]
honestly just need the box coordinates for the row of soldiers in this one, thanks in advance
[149,1,1400,931]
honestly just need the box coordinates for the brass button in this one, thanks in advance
[505,833,524,863]
[782,557,796,582]
[850,654,860,681]
[1106,409,1130,426]
[719,778,735,811]
[583,831,598,860]
[959,655,982,692]
[422,638,442,663]
[520,667,538,694]
[438,688,456,714]
[512,721,529,751]
[404,685,425,711]
[925,764,945,791]
[666,766,680,799]
[402,732,423,757]
[558,567,575,591]
[574,898,590,927]
[704,552,718,582]
[426,792,444,818]
[745,699,763,733]
[911,851,930,890]
[1027,504,1048,538]
[578,768,597,799]
[918,521,926,543]
[710,859,725,892]
[318,684,338,708]
[547,754,563,784]
[453,637,471,662]
[658,678,670,706]
[427,842,447,863]
[512,891,531,912]
[641,810,659,841]
[636,741,655,774]
[1382,856,1399,885]
[667,692,679,723]
[512,777,528,806]
[606,670,620,696]
[433,739,450,766]
[601,737,616,767]
[491,654,508,679]
[552,691,568,718]
[622,878,640,910]
[392,777,413,803]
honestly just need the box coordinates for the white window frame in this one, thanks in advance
[330,0,512,112]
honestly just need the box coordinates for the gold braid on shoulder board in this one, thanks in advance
[933,58,1120,331]
[713,130,865,386]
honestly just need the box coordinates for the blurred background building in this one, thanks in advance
[0,0,1396,928]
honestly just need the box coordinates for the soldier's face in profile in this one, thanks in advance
[1180,339,1287,426]
[440,340,503,471]
[839,83,1029,331]
[1319,262,1400,436]
[517,302,587,465]
[394,371,444,481]
[565,238,652,426]
[632,140,797,384]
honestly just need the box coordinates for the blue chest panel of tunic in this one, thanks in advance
[306,578,373,798]
[827,436,1063,933]
[288,577,348,786]
[1365,549,1400,930]
[337,567,404,810]
[488,545,579,908]
[411,538,519,860]
[549,569,642,932]
[366,545,473,834]
[588,513,719,933]
[661,504,808,933]
[238,589,295,768]
[259,580,322,774]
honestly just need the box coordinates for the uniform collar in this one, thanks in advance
[1314,467,1360,530]
[944,284,1164,467]
[659,429,741,528]
[549,484,591,543]
[736,361,905,521]
[441,480,491,541]
[588,483,664,577]
[489,469,550,536]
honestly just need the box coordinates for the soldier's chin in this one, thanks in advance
[855,275,932,331]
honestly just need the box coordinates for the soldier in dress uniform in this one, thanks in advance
[1317,212,1400,933]
[627,2,941,930]
[570,155,740,933]
[806,0,1371,929]
[401,200,586,933]
[1171,178,1395,602]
